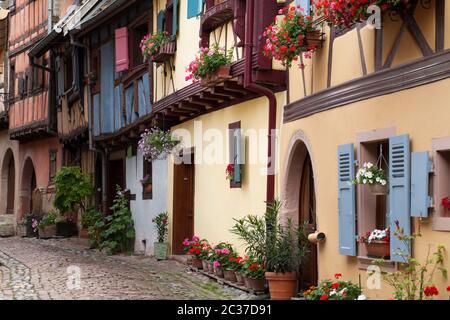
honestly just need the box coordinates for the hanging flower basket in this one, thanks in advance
[369,183,389,195]
[351,162,389,195]
[200,65,231,87]
[138,127,181,161]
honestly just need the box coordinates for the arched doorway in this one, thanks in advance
[1,149,16,215]
[20,157,37,218]
[282,132,318,291]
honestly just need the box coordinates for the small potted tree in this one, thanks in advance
[153,212,169,260]
[38,211,57,239]
[265,200,310,300]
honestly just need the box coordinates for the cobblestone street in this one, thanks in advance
[0,237,252,300]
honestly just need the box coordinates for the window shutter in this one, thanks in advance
[389,134,411,262]
[56,57,65,104]
[295,0,311,16]
[115,27,129,72]
[172,0,179,37]
[233,128,242,183]
[157,11,165,32]
[187,0,204,19]
[338,143,357,256]
[17,74,23,97]
[411,151,431,218]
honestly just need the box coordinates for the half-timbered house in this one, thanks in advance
[280,0,450,298]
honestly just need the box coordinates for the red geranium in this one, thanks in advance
[334,273,342,279]
[331,283,339,290]
[424,285,439,297]
[442,197,450,210]
[320,294,329,300]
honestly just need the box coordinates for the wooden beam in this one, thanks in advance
[178,102,206,112]
[436,0,445,52]
[210,86,244,99]
[188,96,214,109]
[200,91,227,102]
[170,106,193,116]
[224,81,247,94]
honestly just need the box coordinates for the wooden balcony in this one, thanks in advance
[94,54,286,149]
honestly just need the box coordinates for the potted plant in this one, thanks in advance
[141,174,153,195]
[263,4,322,67]
[245,261,266,292]
[185,44,233,87]
[225,164,234,181]
[199,241,213,272]
[351,162,388,195]
[224,255,241,283]
[360,228,390,259]
[138,127,181,161]
[265,200,310,300]
[183,236,204,269]
[140,31,174,63]
[56,215,78,237]
[211,242,234,278]
[442,197,450,216]
[38,211,57,239]
[153,212,169,260]
[230,256,245,285]
[24,213,39,238]
[303,273,364,300]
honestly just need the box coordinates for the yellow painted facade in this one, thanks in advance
[282,2,450,299]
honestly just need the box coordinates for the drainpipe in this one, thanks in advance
[48,0,53,34]
[244,0,277,204]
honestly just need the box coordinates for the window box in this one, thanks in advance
[364,241,390,260]
[200,65,231,87]
[151,40,177,64]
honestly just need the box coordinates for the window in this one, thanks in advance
[9,63,15,102]
[90,48,101,94]
[130,22,149,69]
[432,137,450,231]
[228,121,242,188]
[65,54,74,91]
[49,150,57,182]
[142,159,153,200]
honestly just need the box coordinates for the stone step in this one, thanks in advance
[0,223,15,237]
[0,215,14,224]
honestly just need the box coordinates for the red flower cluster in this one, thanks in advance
[334,273,342,279]
[249,263,260,271]
[442,197,450,210]
[312,0,408,28]
[320,294,329,300]
[226,164,234,181]
[424,285,439,297]
[263,4,319,68]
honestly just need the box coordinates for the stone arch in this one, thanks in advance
[20,157,37,219]
[280,130,319,289]
[1,148,16,215]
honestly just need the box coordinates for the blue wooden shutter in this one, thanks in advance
[294,0,311,16]
[389,134,411,262]
[338,144,357,256]
[157,11,165,32]
[172,0,179,37]
[233,128,242,183]
[411,151,431,218]
[187,0,204,19]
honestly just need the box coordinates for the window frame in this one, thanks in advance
[228,121,242,189]
[432,137,450,231]
[49,149,58,183]
[142,158,153,200]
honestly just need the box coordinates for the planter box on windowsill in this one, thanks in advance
[300,30,325,51]
[200,65,232,87]
[151,41,177,64]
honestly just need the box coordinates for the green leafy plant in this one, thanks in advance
[138,127,181,161]
[140,31,171,59]
[95,186,135,255]
[81,207,103,230]
[265,200,310,274]
[230,214,267,264]
[39,211,57,229]
[185,44,233,82]
[373,220,447,300]
[53,167,94,214]
[242,257,265,279]
[304,273,364,300]
[153,212,169,243]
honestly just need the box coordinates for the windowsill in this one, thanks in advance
[142,193,152,200]
[433,216,450,231]
[357,256,398,272]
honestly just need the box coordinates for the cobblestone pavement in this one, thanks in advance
[0,237,254,300]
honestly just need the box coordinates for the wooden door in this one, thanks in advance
[6,158,15,215]
[298,155,318,290]
[172,152,195,254]
[107,159,125,214]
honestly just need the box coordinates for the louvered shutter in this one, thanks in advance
[411,151,431,218]
[157,11,165,32]
[294,0,311,15]
[17,74,23,97]
[115,27,129,72]
[172,0,179,37]
[338,144,357,256]
[187,0,204,19]
[389,134,411,262]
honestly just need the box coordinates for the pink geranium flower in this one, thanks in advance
[213,261,221,268]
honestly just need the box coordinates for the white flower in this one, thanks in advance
[363,179,367,184]
[365,172,373,179]
[376,177,380,182]
[369,180,373,184]
[330,289,337,296]
[357,294,367,300]
[367,163,374,169]
[381,180,387,186]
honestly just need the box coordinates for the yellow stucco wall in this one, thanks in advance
[280,78,450,300]
[167,92,285,252]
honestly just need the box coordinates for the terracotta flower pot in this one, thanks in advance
[79,228,89,239]
[214,267,224,278]
[190,257,203,269]
[38,225,56,239]
[144,184,153,194]
[248,277,266,292]
[369,184,389,195]
[265,272,298,300]
[235,272,245,285]
[208,261,214,274]
[224,269,237,283]
[202,260,209,272]
[201,65,231,87]
[365,241,390,259]
[243,274,252,289]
